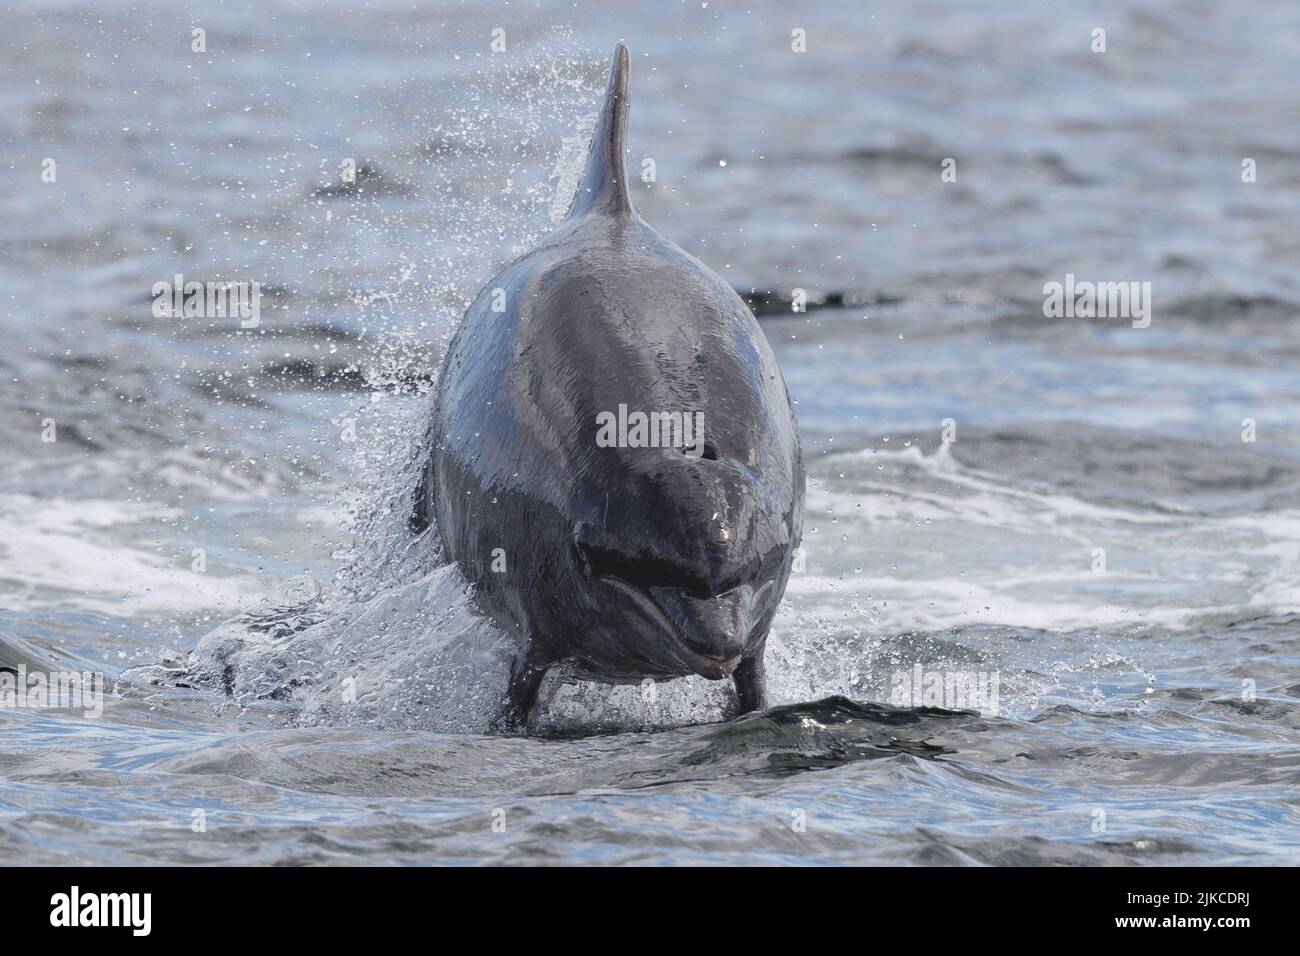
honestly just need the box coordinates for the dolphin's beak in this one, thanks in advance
[649,584,753,678]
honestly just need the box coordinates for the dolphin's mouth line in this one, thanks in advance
[601,575,730,658]
[599,575,772,677]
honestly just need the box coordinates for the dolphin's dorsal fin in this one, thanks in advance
[567,41,634,220]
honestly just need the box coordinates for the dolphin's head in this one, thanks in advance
[568,431,799,680]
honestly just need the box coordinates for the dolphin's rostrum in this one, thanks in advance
[414,41,805,731]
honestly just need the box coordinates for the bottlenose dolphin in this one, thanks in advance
[413,41,805,731]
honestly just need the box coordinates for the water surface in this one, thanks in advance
[2,0,1299,865]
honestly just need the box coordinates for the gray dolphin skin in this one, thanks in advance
[413,41,805,732]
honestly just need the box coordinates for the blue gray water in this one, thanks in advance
[2,0,1299,864]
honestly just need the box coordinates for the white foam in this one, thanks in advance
[794,444,1300,633]
[0,494,261,615]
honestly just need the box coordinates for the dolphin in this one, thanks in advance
[413,41,805,732]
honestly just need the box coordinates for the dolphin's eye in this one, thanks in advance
[577,542,713,598]
[680,441,718,461]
